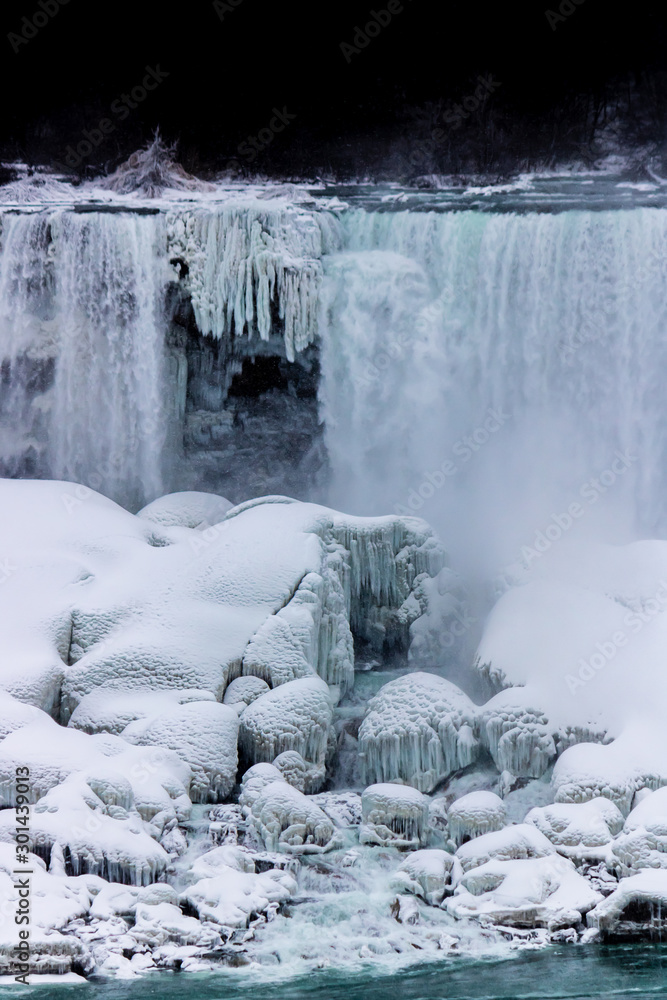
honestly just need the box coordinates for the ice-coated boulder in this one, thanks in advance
[360,783,430,849]
[249,781,341,854]
[446,854,602,928]
[448,791,507,847]
[238,763,286,812]
[611,787,667,875]
[136,490,233,529]
[120,701,239,803]
[222,675,270,712]
[391,849,461,905]
[358,672,478,793]
[239,676,333,792]
[586,869,667,937]
[68,688,216,735]
[455,823,556,873]
[273,750,308,791]
[478,688,556,778]
[525,798,624,861]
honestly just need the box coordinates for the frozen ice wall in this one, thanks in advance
[318,208,667,576]
[0,210,170,509]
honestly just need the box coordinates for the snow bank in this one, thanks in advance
[137,490,233,529]
[525,798,624,861]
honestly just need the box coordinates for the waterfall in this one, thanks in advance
[0,210,171,509]
[318,208,667,576]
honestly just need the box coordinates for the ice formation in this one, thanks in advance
[447,791,507,847]
[360,783,430,849]
[610,787,667,875]
[586,870,667,938]
[391,849,461,905]
[359,672,478,792]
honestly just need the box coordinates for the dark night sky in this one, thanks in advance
[1,0,666,174]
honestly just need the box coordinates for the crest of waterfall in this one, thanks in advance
[0,210,171,509]
[318,208,667,575]
[167,205,342,361]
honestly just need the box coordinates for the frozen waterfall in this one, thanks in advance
[0,210,170,508]
[318,208,667,576]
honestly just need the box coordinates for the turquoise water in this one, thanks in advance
[5,946,667,1000]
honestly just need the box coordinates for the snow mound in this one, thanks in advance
[360,783,430,849]
[120,701,239,803]
[391,849,461,904]
[526,798,624,861]
[239,676,333,793]
[448,791,507,847]
[188,845,255,881]
[359,672,478,792]
[447,854,602,928]
[137,490,233,529]
[455,823,556,873]
[249,781,341,854]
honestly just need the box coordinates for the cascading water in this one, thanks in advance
[0,210,170,509]
[318,207,667,578]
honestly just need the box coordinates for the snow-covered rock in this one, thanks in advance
[273,750,308,792]
[248,781,341,854]
[611,787,667,875]
[239,676,334,793]
[120,701,239,803]
[180,867,297,927]
[455,824,556,873]
[359,672,478,793]
[223,675,270,712]
[68,688,216,736]
[478,688,556,778]
[448,791,507,847]
[360,783,430,849]
[137,490,233,529]
[586,869,667,937]
[446,854,602,928]
[391,849,461,904]
[525,798,624,862]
